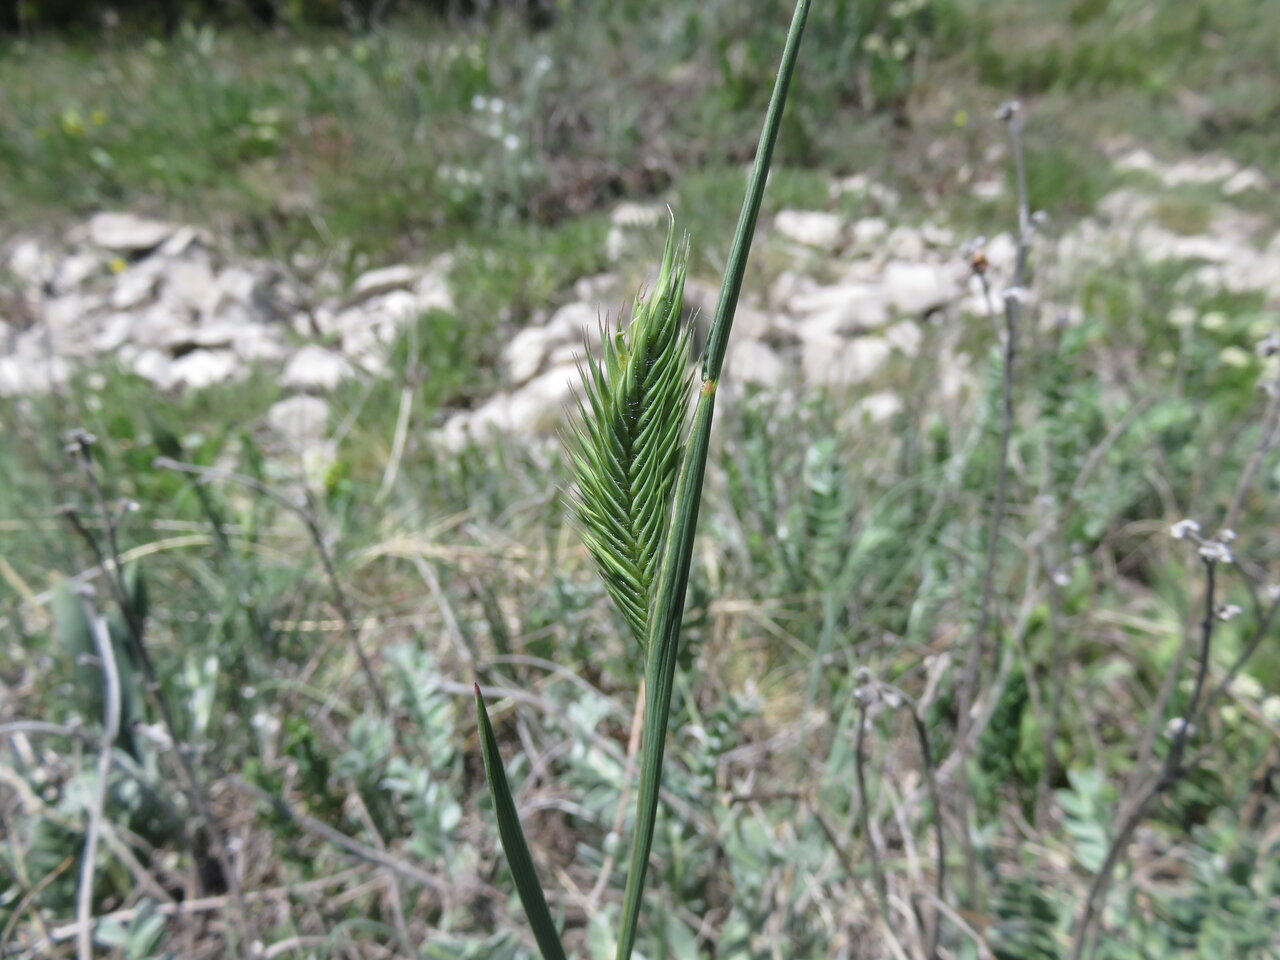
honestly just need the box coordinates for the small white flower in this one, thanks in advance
[1170,519,1201,540]
[503,132,521,152]
[470,94,489,112]
[1199,541,1235,564]
[1216,603,1243,621]
[1165,716,1196,738]
[1052,569,1071,588]
[995,100,1022,122]
[1217,528,1238,543]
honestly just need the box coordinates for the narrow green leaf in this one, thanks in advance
[474,684,568,960]
[613,3,813,959]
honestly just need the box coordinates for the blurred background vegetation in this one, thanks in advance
[3,1,1280,958]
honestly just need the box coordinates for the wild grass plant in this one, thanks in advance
[6,3,1280,960]
[475,6,814,957]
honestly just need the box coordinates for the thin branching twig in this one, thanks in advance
[75,605,118,960]
[61,434,248,947]
[153,455,390,714]
[1072,556,1219,959]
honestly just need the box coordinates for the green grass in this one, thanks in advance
[6,2,1280,958]
[3,0,1277,268]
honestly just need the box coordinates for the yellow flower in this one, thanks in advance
[108,257,127,274]
[60,108,85,137]
[90,109,108,127]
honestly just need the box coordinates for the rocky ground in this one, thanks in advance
[3,145,1276,459]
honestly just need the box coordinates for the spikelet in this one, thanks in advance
[567,219,693,646]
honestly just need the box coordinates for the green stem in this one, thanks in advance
[613,3,812,958]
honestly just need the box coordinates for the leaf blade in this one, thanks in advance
[474,684,568,960]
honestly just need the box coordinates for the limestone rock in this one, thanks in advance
[349,264,420,305]
[283,345,353,390]
[88,212,176,253]
[268,395,330,443]
[775,209,843,248]
[729,339,785,389]
[882,261,963,316]
[848,391,904,425]
[802,334,892,389]
[170,349,238,390]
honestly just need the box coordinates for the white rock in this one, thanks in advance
[802,334,891,389]
[770,270,816,307]
[573,273,621,306]
[610,202,666,228]
[0,354,68,395]
[157,225,207,258]
[884,226,926,261]
[605,225,630,262]
[169,350,238,390]
[0,357,22,396]
[413,270,455,313]
[728,339,785,389]
[163,259,218,314]
[130,304,197,350]
[851,217,889,247]
[504,302,601,386]
[789,282,889,332]
[267,395,330,443]
[505,324,566,385]
[775,209,843,248]
[109,264,160,310]
[984,233,1019,274]
[882,261,963,316]
[88,212,176,252]
[283,345,352,390]
[830,175,900,208]
[44,293,105,345]
[1164,155,1239,186]
[131,348,175,388]
[971,178,1005,201]
[732,305,775,342]
[93,313,134,352]
[884,320,923,356]
[213,265,262,307]
[52,253,102,294]
[1223,168,1268,196]
[849,391,903,424]
[1114,148,1163,177]
[7,239,50,286]
[350,264,420,303]
[922,223,956,249]
[501,366,582,432]
[445,365,583,446]
[230,326,287,362]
